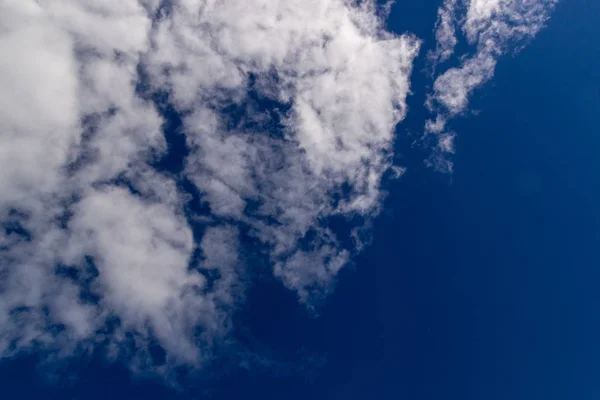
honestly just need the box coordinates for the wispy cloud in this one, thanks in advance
[427,0,459,69]
[424,0,558,170]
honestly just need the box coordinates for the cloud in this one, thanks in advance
[0,0,420,369]
[427,0,458,68]
[429,51,497,115]
[0,0,228,367]
[0,0,559,375]
[425,131,457,173]
[62,186,215,363]
[144,0,420,301]
[424,0,558,165]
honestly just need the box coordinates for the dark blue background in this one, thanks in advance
[2,0,599,398]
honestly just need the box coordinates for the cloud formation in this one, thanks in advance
[424,0,558,170]
[427,0,458,68]
[0,0,419,368]
[145,0,421,302]
[0,0,559,372]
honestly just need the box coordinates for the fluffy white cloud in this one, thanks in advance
[62,187,210,361]
[0,0,233,367]
[146,0,420,300]
[0,0,420,368]
[0,1,79,213]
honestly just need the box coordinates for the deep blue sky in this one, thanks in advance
[2,0,599,399]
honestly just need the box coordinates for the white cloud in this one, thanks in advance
[0,0,561,375]
[0,0,231,367]
[146,0,420,300]
[425,131,457,173]
[0,2,79,213]
[427,0,458,68]
[429,0,559,116]
[62,187,206,361]
[0,0,420,369]
[425,0,557,167]
[429,51,497,115]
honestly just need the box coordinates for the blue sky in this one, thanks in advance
[0,0,599,399]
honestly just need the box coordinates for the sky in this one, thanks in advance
[0,0,599,399]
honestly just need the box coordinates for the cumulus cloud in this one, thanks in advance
[0,0,419,368]
[424,0,557,167]
[144,0,420,301]
[0,0,229,366]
